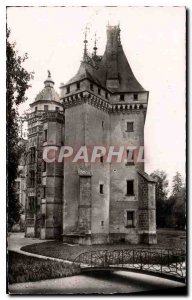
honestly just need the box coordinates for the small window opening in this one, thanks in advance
[76,82,80,90]
[43,186,46,199]
[43,160,46,172]
[66,86,70,94]
[126,122,134,132]
[120,94,125,101]
[126,211,135,228]
[100,184,104,194]
[44,129,47,142]
[126,180,134,196]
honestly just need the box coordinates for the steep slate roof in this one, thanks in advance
[137,168,157,183]
[66,61,106,89]
[66,25,145,93]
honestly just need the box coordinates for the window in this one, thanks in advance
[105,92,108,99]
[102,121,104,129]
[100,184,104,194]
[98,88,101,95]
[126,122,134,132]
[66,86,70,94]
[28,197,36,213]
[44,105,48,111]
[44,129,47,142]
[120,94,125,101]
[126,149,134,165]
[76,82,80,90]
[29,171,35,188]
[43,186,46,199]
[55,106,59,112]
[134,94,138,100]
[101,221,104,226]
[126,180,134,195]
[37,172,41,184]
[35,106,37,111]
[43,160,46,172]
[126,211,135,228]
[90,83,93,91]
[30,147,36,163]
[100,156,103,163]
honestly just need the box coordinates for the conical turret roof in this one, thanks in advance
[65,25,146,93]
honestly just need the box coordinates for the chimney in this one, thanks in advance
[106,25,121,52]
[106,25,121,89]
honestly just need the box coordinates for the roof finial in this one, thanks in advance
[83,25,89,59]
[93,33,98,56]
[44,70,54,87]
[48,70,51,78]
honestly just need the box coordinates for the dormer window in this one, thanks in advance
[98,88,101,95]
[120,94,125,101]
[105,92,108,99]
[76,82,80,90]
[66,86,70,94]
[35,107,37,111]
[90,83,93,91]
[134,94,138,100]
[55,107,59,112]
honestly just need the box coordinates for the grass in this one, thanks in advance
[21,229,186,262]
[8,251,80,284]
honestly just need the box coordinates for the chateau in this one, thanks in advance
[25,25,157,245]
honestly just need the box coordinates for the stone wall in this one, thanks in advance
[63,101,110,244]
[138,173,157,244]
[40,118,64,239]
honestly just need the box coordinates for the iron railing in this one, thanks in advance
[74,248,186,282]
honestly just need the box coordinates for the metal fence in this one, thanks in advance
[74,248,186,282]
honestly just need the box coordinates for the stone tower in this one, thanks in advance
[60,25,157,245]
[26,72,64,239]
[25,25,156,245]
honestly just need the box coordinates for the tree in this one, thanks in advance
[171,172,183,197]
[170,173,186,229]
[150,170,169,228]
[7,28,34,229]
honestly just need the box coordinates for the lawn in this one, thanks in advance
[8,251,80,284]
[21,229,186,262]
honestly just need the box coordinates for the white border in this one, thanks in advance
[1,0,191,299]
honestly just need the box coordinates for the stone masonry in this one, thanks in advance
[25,25,157,245]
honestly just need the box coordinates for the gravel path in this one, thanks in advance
[9,270,185,294]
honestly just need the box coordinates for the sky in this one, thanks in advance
[7,6,186,192]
